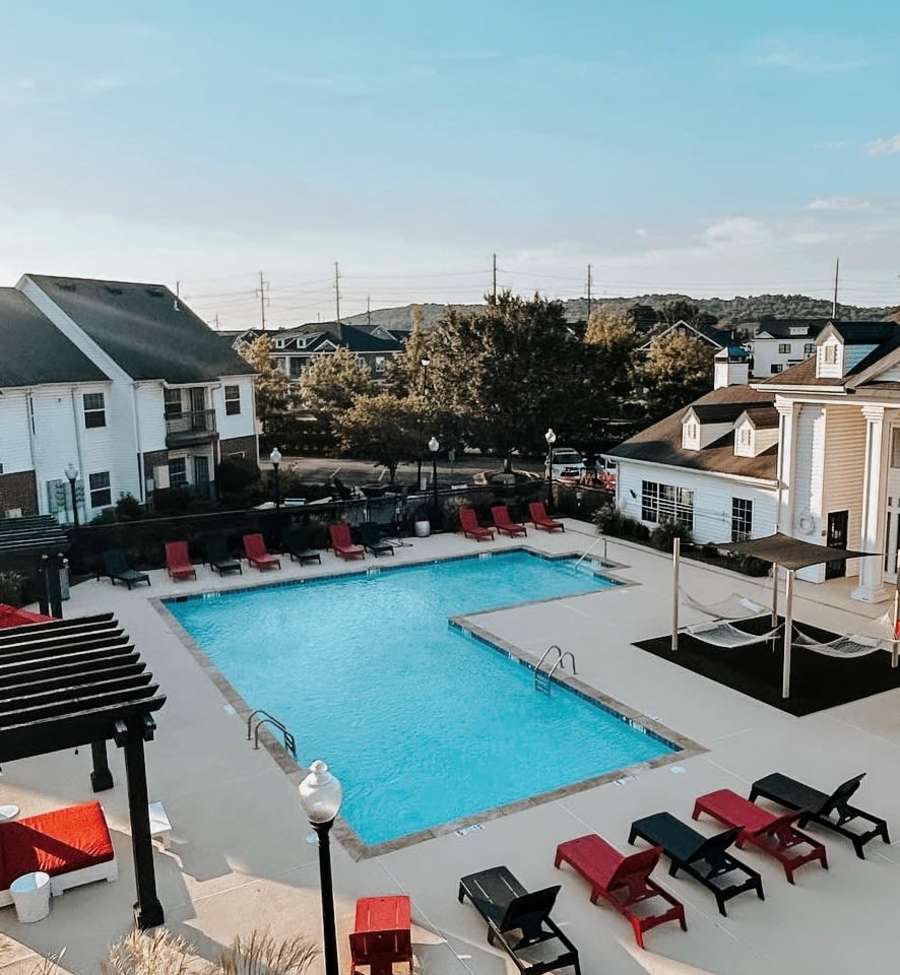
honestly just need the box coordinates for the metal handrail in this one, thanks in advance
[575,534,608,569]
[247,708,297,758]
[534,645,576,692]
[547,651,577,682]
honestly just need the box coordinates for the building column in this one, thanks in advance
[853,405,892,603]
[774,401,797,534]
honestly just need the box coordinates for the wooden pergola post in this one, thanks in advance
[117,716,164,930]
[90,740,114,792]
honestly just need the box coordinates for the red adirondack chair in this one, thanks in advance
[350,895,413,975]
[491,505,527,537]
[693,789,828,883]
[459,507,495,541]
[329,522,365,560]
[529,502,565,533]
[164,541,196,580]
[242,533,282,571]
[555,834,686,949]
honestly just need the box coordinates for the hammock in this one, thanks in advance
[680,588,768,622]
[793,627,885,659]
[686,620,783,649]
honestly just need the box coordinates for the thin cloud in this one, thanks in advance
[807,196,870,211]
[867,134,900,156]
[750,36,875,73]
[260,71,366,95]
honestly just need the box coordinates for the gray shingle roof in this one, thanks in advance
[606,384,777,480]
[26,275,254,383]
[0,289,109,388]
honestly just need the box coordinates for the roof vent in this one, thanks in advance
[57,281,76,291]
[145,288,164,298]
[105,286,123,295]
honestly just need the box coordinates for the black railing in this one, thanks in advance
[165,409,217,443]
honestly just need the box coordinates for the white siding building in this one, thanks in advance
[0,276,258,523]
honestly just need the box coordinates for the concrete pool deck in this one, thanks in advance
[1,521,899,974]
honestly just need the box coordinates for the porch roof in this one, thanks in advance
[716,531,874,570]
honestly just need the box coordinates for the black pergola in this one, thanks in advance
[0,516,70,618]
[0,613,167,928]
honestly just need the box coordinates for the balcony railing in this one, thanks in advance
[165,409,217,446]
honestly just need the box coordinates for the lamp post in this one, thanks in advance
[299,761,342,975]
[416,358,430,491]
[429,436,440,527]
[270,447,282,542]
[544,428,557,514]
[65,463,79,529]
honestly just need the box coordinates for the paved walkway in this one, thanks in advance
[1,523,898,974]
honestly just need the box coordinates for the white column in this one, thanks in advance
[853,405,891,603]
[774,401,797,535]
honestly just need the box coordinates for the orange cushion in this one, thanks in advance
[1,802,113,887]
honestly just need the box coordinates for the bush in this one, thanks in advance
[650,519,693,552]
[592,504,650,542]
[0,571,24,606]
[216,457,259,496]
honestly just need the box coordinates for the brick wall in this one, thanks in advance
[219,435,259,470]
[0,471,38,516]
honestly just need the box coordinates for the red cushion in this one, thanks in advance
[0,802,113,887]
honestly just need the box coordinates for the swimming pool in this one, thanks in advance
[166,550,678,850]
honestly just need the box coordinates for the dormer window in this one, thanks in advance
[740,427,751,447]
[824,344,838,365]
[687,423,697,439]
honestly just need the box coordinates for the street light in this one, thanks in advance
[429,436,440,527]
[64,463,79,529]
[299,761,343,975]
[418,358,431,491]
[544,428,557,514]
[270,446,282,516]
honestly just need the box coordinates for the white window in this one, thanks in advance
[224,384,241,415]
[823,343,838,365]
[164,388,182,418]
[374,356,386,374]
[83,392,106,429]
[740,427,752,446]
[89,471,111,508]
[168,457,188,487]
[891,429,900,469]
[770,363,783,374]
[641,480,694,530]
[804,343,815,356]
[687,422,697,440]
[778,343,791,354]
[731,498,753,541]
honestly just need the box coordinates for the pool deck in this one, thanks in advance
[2,521,900,974]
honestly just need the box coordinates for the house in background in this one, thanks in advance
[637,318,735,355]
[606,318,900,602]
[224,321,403,382]
[1,275,257,522]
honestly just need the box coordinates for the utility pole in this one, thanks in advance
[367,295,372,327]
[334,262,342,323]
[832,257,840,319]
[256,271,270,330]
[492,253,497,301]
[586,264,593,322]
[213,313,220,330]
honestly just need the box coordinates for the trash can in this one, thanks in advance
[414,519,431,538]
[59,560,70,601]
[10,872,50,923]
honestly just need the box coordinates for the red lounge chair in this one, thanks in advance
[529,502,565,533]
[555,834,686,949]
[459,507,495,542]
[693,789,828,884]
[350,895,413,975]
[0,801,117,905]
[165,541,196,580]
[329,522,365,560]
[491,505,527,538]
[242,533,282,571]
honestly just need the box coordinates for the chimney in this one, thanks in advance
[714,345,750,389]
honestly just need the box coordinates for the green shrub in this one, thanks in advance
[216,458,259,496]
[649,519,693,552]
[592,504,650,542]
[0,570,24,606]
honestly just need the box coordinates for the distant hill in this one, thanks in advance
[346,294,896,331]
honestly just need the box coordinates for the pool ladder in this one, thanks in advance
[247,709,298,759]
[534,645,577,694]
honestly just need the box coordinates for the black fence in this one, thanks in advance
[67,480,548,574]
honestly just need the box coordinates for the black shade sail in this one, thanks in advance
[716,532,875,571]
[0,515,69,561]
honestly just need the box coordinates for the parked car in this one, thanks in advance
[546,447,584,481]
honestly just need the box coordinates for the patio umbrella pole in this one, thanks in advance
[781,569,794,699]
[671,537,680,651]
[771,562,779,626]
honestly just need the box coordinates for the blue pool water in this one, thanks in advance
[166,551,676,846]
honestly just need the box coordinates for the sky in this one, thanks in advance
[2,1,900,327]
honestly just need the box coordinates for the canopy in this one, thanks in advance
[716,532,874,571]
[0,515,68,559]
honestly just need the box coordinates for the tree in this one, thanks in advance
[584,309,638,403]
[336,392,427,481]
[299,347,375,422]
[383,305,431,396]
[428,291,588,469]
[626,302,658,330]
[660,298,700,325]
[239,335,291,433]
[641,332,713,420]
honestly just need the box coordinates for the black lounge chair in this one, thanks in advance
[458,866,580,975]
[285,528,322,565]
[359,522,394,557]
[628,812,763,917]
[101,549,150,590]
[205,536,243,575]
[749,772,890,859]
